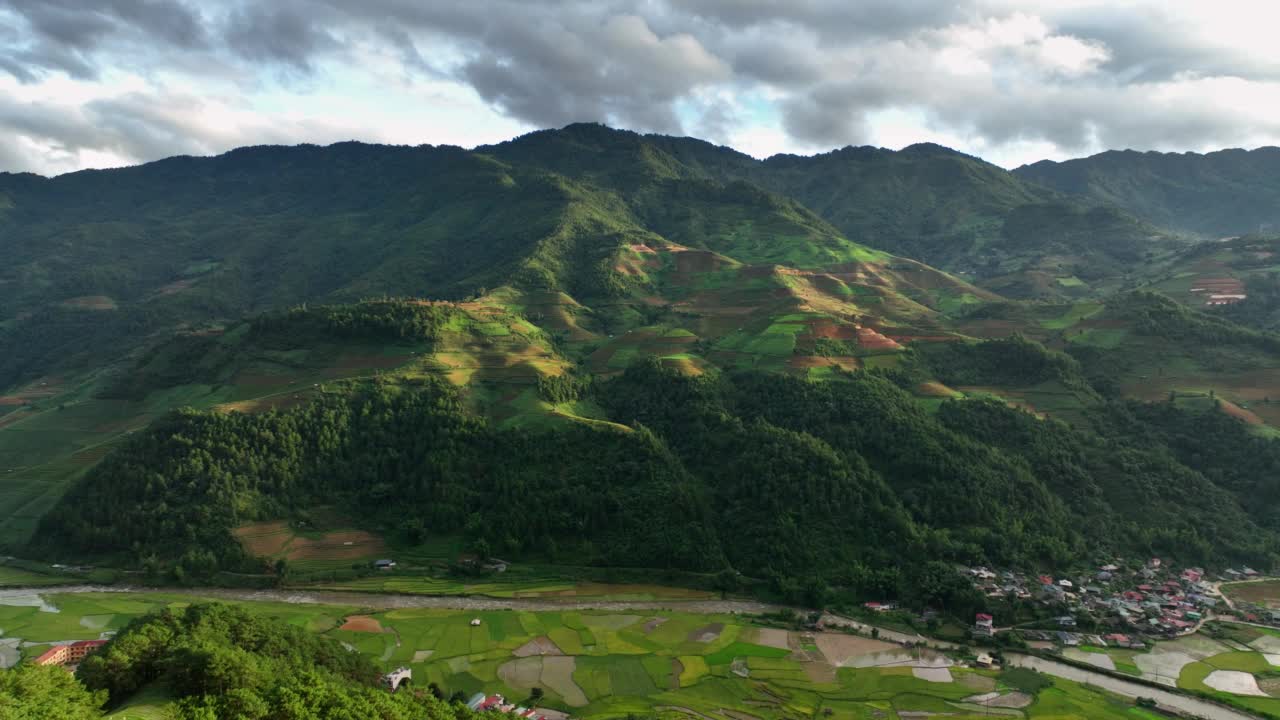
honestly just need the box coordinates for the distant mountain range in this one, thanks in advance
[1016,146,1280,238]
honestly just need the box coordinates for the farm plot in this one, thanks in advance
[0,590,1177,720]
[232,516,387,572]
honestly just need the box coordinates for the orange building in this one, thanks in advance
[33,640,107,667]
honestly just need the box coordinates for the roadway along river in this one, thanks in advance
[6,585,1264,718]
[1007,654,1260,720]
[1,584,786,614]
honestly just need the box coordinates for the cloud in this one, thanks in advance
[2,0,1280,174]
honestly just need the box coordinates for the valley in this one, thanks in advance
[0,585,1233,720]
[2,125,1280,718]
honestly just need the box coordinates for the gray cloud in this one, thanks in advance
[2,0,1280,174]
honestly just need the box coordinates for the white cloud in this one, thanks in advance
[1,0,1280,173]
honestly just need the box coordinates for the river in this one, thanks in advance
[3,585,1265,718]
[0,584,785,614]
[1007,654,1260,720]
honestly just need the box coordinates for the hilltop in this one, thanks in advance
[1016,146,1280,238]
[488,124,1188,299]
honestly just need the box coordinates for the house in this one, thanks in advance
[381,666,412,692]
[975,652,998,668]
[466,693,488,711]
[1058,579,1074,589]
[33,640,107,668]
[1244,567,1260,577]
[470,618,482,627]
[974,613,994,637]
[374,559,396,570]
[1056,631,1080,646]
[1181,568,1203,583]
[1104,633,1130,645]
[1100,564,1120,572]
[1056,616,1077,628]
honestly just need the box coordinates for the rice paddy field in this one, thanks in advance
[0,589,1183,719]
[1222,580,1280,609]
[1061,622,1280,717]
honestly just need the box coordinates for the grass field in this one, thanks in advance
[0,565,77,587]
[1223,580,1280,608]
[0,589,1186,719]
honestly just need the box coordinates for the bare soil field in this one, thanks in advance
[1205,670,1268,696]
[513,635,564,657]
[812,633,899,666]
[339,615,384,633]
[912,667,953,682]
[688,623,724,643]
[1225,580,1280,608]
[286,530,386,561]
[751,628,790,650]
[232,521,293,557]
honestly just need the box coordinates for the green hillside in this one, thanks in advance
[1016,146,1280,237]
[4,125,1280,604]
[1140,234,1280,332]
[488,125,1188,299]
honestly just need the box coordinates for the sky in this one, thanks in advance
[3,0,1280,175]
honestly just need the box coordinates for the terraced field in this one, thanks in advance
[0,589,1180,719]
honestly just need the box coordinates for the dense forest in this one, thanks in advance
[32,359,1280,605]
[4,603,483,719]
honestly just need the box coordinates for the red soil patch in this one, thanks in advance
[803,319,856,340]
[915,381,959,398]
[1220,400,1264,425]
[856,327,902,351]
[0,397,27,406]
[788,356,859,370]
[627,244,658,254]
[339,615,384,633]
[674,250,727,274]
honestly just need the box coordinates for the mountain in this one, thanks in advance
[5,125,1280,599]
[1015,147,1280,238]
[489,124,1188,299]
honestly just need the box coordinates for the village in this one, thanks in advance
[960,558,1275,651]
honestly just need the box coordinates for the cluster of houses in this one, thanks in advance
[466,693,559,720]
[965,558,1253,645]
[32,639,106,668]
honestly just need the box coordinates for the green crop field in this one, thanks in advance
[0,589,1178,719]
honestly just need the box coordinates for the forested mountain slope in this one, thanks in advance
[1016,146,1280,237]
[0,132,978,393]
[6,125,1280,599]
[488,124,1188,298]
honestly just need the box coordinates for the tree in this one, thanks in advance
[530,687,544,701]
[0,664,105,719]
